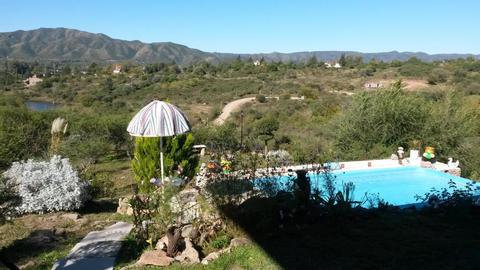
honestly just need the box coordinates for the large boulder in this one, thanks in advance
[174,238,200,264]
[137,249,174,266]
[170,189,201,224]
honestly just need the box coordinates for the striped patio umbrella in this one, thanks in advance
[127,100,191,181]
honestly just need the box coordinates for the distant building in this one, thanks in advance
[23,75,43,87]
[113,64,122,74]
[364,82,383,89]
[253,60,261,66]
[325,61,341,68]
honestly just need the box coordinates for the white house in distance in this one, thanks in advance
[253,60,261,66]
[324,61,341,68]
[23,74,43,87]
[364,82,384,89]
[113,64,122,74]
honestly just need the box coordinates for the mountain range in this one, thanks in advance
[0,28,478,65]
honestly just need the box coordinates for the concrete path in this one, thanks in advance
[52,222,133,270]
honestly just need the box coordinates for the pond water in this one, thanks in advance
[25,101,60,111]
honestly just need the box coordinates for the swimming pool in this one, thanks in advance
[267,166,478,207]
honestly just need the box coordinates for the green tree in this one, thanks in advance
[131,134,198,193]
[427,68,449,85]
[338,54,347,67]
[164,133,199,179]
[103,77,114,91]
[0,109,51,169]
[423,91,480,158]
[256,94,267,103]
[194,123,239,152]
[132,137,162,193]
[253,116,280,155]
[307,56,318,67]
[334,82,429,159]
[88,62,98,74]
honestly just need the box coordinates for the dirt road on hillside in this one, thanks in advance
[213,97,255,125]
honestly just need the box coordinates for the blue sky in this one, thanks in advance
[1,0,478,54]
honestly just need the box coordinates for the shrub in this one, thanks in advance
[3,156,89,214]
[280,93,291,100]
[209,233,232,250]
[0,108,51,169]
[89,172,115,198]
[334,84,428,157]
[0,176,21,224]
[416,180,480,210]
[266,150,293,167]
[256,94,267,103]
[132,134,198,193]
[427,68,449,85]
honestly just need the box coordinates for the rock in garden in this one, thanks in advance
[174,238,200,264]
[61,213,80,221]
[170,189,201,224]
[137,249,174,266]
[181,224,195,238]
[201,247,231,265]
[155,235,168,250]
[229,237,251,248]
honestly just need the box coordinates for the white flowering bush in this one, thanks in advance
[3,155,89,214]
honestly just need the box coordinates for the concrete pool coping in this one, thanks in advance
[258,158,460,177]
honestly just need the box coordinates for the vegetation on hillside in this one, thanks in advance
[1,53,480,269]
[1,56,480,179]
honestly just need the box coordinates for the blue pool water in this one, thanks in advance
[269,166,478,207]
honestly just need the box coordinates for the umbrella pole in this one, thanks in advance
[160,136,164,183]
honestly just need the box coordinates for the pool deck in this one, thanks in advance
[261,158,461,176]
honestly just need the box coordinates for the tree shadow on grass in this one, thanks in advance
[0,229,81,270]
[114,233,147,268]
[219,194,480,270]
[78,199,118,214]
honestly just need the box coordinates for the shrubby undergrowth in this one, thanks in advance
[3,155,89,214]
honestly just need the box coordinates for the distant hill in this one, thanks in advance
[0,28,478,65]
